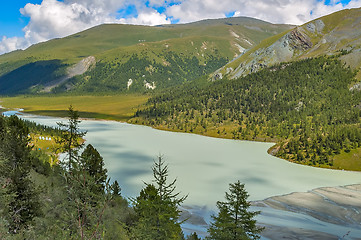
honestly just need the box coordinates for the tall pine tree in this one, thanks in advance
[81,144,108,195]
[133,155,187,239]
[0,115,41,234]
[207,181,263,240]
[56,105,86,170]
[57,106,110,239]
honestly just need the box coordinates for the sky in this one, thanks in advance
[0,0,360,55]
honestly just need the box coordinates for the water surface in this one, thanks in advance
[16,113,361,238]
[19,113,361,204]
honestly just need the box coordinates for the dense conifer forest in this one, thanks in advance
[133,56,361,168]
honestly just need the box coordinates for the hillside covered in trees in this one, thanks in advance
[133,56,361,170]
[0,18,292,95]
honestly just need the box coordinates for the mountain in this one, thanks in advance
[0,17,292,95]
[214,8,361,80]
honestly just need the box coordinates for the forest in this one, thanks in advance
[55,52,228,94]
[133,56,361,168]
[0,108,262,240]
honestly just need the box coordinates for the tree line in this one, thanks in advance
[134,56,361,168]
[54,52,228,94]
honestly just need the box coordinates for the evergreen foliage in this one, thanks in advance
[81,144,108,195]
[56,105,87,170]
[111,180,122,196]
[0,116,41,234]
[135,56,361,168]
[207,181,263,240]
[0,109,263,239]
[132,155,187,239]
[187,232,201,240]
[68,53,228,93]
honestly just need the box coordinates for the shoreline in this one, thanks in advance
[6,110,361,239]
[4,108,361,172]
[181,184,361,239]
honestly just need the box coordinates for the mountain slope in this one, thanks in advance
[0,17,292,95]
[214,8,361,80]
[133,56,361,170]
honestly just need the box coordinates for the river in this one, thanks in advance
[9,112,361,238]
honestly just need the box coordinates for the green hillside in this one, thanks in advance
[216,7,361,80]
[0,17,292,95]
[133,56,361,171]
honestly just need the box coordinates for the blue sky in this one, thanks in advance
[0,0,359,54]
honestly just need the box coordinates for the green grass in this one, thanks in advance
[333,148,361,171]
[0,94,149,121]
[0,17,293,95]
[0,19,291,65]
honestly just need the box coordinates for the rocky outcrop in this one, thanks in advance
[214,8,361,81]
[67,56,96,78]
[42,56,95,92]
[288,28,313,51]
[228,26,316,79]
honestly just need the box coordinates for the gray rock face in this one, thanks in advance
[42,56,96,92]
[214,10,360,80]
[67,56,96,77]
[306,22,316,33]
[314,19,325,33]
[253,184,361,239]
[288,28,313,50]
[230,28,310,79]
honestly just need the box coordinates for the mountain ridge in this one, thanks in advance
[0,17,293,95]
[214,7,361,80]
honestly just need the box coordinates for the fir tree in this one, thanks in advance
[207,181,263,240]
[58,107,110,239]
[133,155,187,239]
[0,115,41,234]
[81,144,108,195]
[56,105,86,170]
[111,180,122,196]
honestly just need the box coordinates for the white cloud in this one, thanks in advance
[0,0,169,54]
[0,36,28,54]
[169,0,361,25]
[1,0,361,55]
[119,10,171,25]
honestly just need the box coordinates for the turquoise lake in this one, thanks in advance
[13,113,361,238]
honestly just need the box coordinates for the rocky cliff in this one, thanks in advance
[215,8,361,80]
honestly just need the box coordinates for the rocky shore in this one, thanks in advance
[254,184,361,239]
[181,184,361,239]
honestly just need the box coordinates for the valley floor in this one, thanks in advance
[1,94,361,172]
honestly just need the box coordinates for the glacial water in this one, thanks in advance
[11,112,361,238]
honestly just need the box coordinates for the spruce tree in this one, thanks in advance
[133,155,187,239]
[81,144,108,195]
[57,107,110,239]
[207,181,263,240]
[111,180,121,196]
[0,115,41,234]
[56,105,86,170]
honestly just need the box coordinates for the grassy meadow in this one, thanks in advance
[333,148,361,171]
[0,94,149,121]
